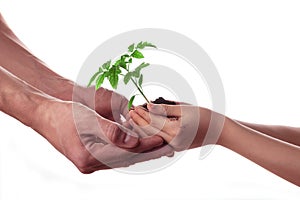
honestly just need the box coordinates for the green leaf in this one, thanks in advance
[128,58,132,63]
[124,72,133,84]
[128,95,136,110]
[114,58,127,69]
[87,71,100,87]
[128,43,135,52]
[120,61,127,69]
[109,75,118,89]
[95,73,106,90]
[108,66,120,89]
[133,62,149,77]
[131,50,144,59]
[136,41,143,49]
[102,60,111,70]
[136,41,157,49]
[114,59,121,67]
[121,54,129,60]
[138,74,143,88]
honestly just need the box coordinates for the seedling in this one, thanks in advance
[87,41,157,109]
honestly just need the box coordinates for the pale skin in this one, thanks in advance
[0,13,173,173]
[130,104,300,186]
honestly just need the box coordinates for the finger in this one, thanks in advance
[88,135,164,165]
[133,135,164,153]
[132,107,179,136]
[134,106,166,130]
[87,143,126,166]
[134,106,151,122]
[147,103,182,117]
[129,119,148,137]
[106,145,174,169]
[130,119,173,143]
[129,119,156,137]
[129,110,149,126]
[98,118,139,149]
[125,112,131,121]
[122,121,132,129]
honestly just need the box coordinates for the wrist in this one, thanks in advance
[190,108,228,148]
[72,85,106,107]
[37,71,75,101]
[216,116,234,147]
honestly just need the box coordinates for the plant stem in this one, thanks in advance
[130,78,149,103]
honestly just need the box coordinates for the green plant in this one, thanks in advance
[87,41,157,109]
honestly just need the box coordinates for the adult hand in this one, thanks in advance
[35,100,172,173]
[0,13,128,124]
[73,86,129,124]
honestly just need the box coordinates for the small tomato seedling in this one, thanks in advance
[88,41,157,109]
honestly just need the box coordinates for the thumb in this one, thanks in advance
[147,103,182,117]
[101,119,139,149]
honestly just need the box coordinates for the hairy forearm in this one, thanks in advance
[236,121,300,147]
[219,119,300,186]
[0,13,74,101]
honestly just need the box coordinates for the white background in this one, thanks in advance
[1,0,300,199]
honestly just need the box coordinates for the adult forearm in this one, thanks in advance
[236,121,300,147]
[219,119,300,186]
[0,13,75,101]
[0,67,49,129]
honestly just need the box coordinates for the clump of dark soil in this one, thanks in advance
[141,97,176,109]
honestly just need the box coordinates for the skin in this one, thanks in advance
[0,13,173,173]
[0,12,126,123]
[236,121,300,147]
[130,104,300,186]
[0,67,173,173]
